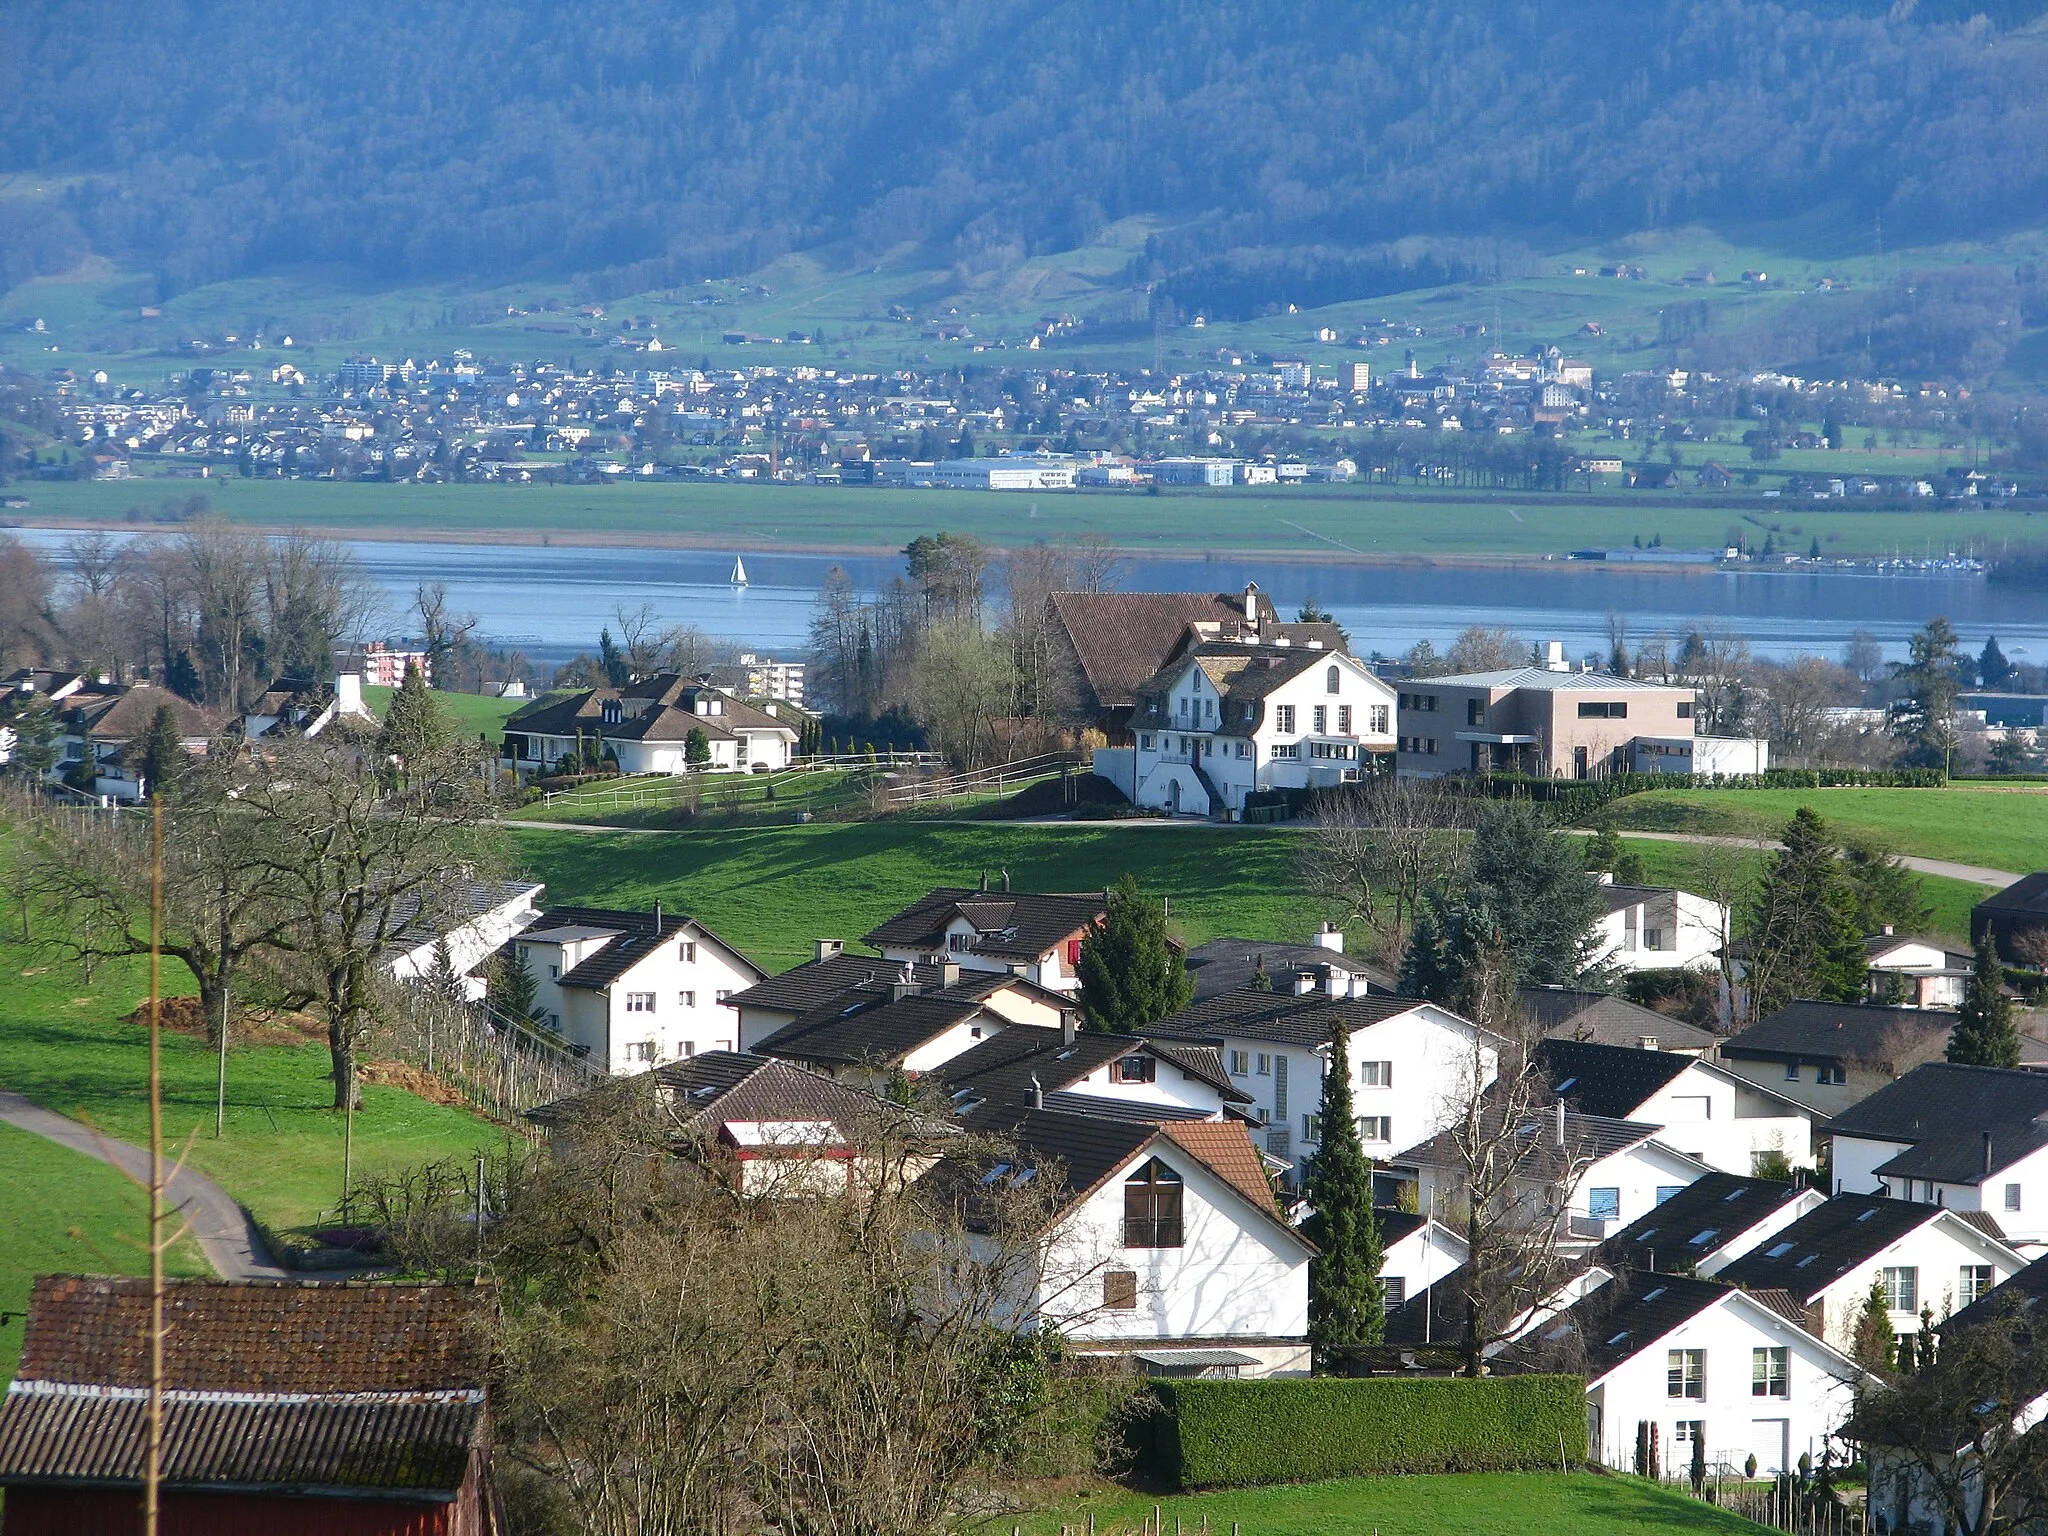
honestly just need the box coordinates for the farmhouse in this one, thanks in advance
[500,672,798,777]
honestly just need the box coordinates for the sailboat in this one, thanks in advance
[730,556,749,588]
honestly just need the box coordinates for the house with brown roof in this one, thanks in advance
[39,681,213,801]
[499,672,798,778]
[0,1275,499,1535]
[1044,583,1347,737]
[863,886,1109,995]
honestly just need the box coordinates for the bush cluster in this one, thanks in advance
[1147,1375,1586,1489]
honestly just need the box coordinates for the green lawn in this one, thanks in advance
[511,821,1311,970]
[513,767,882,829]
[1599,786,2048,876]
[0,950,504,1232]
[0,1119,211,1381]
[362,683,524,739]
[992,1471,1768,1536]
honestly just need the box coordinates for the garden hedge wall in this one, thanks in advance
[1148,1375,1586,1489]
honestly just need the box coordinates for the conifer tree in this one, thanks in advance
[378,661,449,767]
[133,702,186,799]
[490,943,541,1025]
[1851,1276,1896,1374]
[1304,1020,1385,1356]
[1743,808,1867,1019]
[685,726,711,770]
[1947,931,2019,1069]
[1076,874,1192,1032]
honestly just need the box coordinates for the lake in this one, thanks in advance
[13,527,2046,670]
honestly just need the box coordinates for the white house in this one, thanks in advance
[1713,1192,2029,1359]
[241,672,379,741]
[1514,1270,1867,1477]
[1861,929,1973,1010]
[1373,1210,1470,1313]
[1142,980,1506,1177]
[724,943,1074,1051]
[386,879,545,1001]
[1597,1171,1826,1278]
[931,456,1076,490]
[501,673,798,778]
[1823,1062,2048,1254]
[1586,876,1729,974]
[1535,1038,1817,1176]
[988,1109,1313,1377]
[750,975,1020,1091]
[1096,642,1397,819]
[935,1023,1250,1124]
[1394,1106,1715,1249]
[862,887,1107,995]
[513,904,766,1074]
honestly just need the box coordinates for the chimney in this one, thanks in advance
[1293,971,1317,996]
[1059,1009,1078,1044]
[980,871,989,892]
[1030,1074,1045,1110]
[1883,924,1894,937]
[1001,868,1011,892]
[1544,640,1569,672]
[1984,1131,1995,1177]
[335,671,363,716]
[653,901,662,932]
[1243,581,1260,624]
[1638,1035,1658,1052]
[1553,1101,1567,1147]
[814,939,844,964]
[1313,922,1344,954]
[939,960,961,990]
[891,962,920,1002]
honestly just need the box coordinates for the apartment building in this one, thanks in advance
[1395,654,1698,779]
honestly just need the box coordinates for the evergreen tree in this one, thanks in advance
[685,726,711,770]
[378,662,450,766]
[164,649,204,703]
[1850,1276,1896,1374]
[1303,1021,1385,1354]
[1947,930,2019,1068]
[132,702,186,798]
[1889,618,1964,771]
[1980,635,2013,689]
[10,694,61,777]
[1076,874,1192,1032]
[489,943,541,1024]
[1743,809,1868,1019]
[598,626,630,687]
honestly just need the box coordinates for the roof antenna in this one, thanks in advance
[654,900,662,931]
[1030,1073,1044,1110]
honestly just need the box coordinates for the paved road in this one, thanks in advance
[1606,828,2021,888]
[0,1090,289,1281]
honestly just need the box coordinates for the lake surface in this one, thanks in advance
[14,527,2047,669]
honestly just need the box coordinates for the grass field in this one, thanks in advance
[361,682,525,738]
[0,948,505,1232]
[1599,786,2048,876]
[9,473,2038,561]
[511,820,1306,969]
[0,1119,211,1382]
[992,1471,1770,1536]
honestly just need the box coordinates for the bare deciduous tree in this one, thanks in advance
[1297,776,1472,962]
[1445,625,1528,675]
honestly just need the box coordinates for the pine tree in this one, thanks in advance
[133,702,186,798]
[1850,1276,1896,1374]
[1948,931,2019,1069]
[1076,874,1192,1032]
[1304,1021,1386,1355]
[490,944,540,1024]
[685,726,711,770]
[1980,635,2012,689]
[598,627,629,687]
[378,661,449,766]
[9,694,61,777]
[164,649,204,703]
[1744,809,1868,1018]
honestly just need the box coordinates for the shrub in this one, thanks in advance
[1148,1375,1586,1489]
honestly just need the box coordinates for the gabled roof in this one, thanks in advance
[1131,643,1376,740]
[1596,1172,1808,1273]
[1594,881,1683,915]
[1046,589,1343,711]
[382,878,541,959]
[1393,1106,1677,1174]
[503,673,796,744]
[1945,1251,2048,1335]
[1713,1193,2003,1304]
[1719,1000,1954,1067]
[1184,938,1394,1001]
[1823,1062,2048,1184]
[1975,872,2048,917]
[754,989,989,1068]
[933,1025,1248,1115]
[1507,1270,1732,1380]
[1534,1037,1695,1119]
[1144,988,1447,1051]
[863,887,1105,961]
[1864,933,1973,971]
[723,953,1058,1019]
[1518,986,1716,1053]
[0,1277,490,1500]
[528,904,762,991]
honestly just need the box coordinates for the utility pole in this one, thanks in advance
[144,797,166,1536]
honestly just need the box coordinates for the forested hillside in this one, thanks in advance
[6,0,2048,304]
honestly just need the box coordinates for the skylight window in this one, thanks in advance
[1765,1242,1795,1259]
[1545,1323,1575,1341]
[980,1162,1012,1184]
[1723,1188,1747,1202]
[1795,1254,1818,1268]
[1641,1287,1667,1303]
[1688,1229,1718,1247]
[1856,1208,1878,1222]
[1555,1077,1578,1094]
[1606,1330,1631,1345]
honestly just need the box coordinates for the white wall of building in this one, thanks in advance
[1620,1062,1815,1175]
[1799,1213,2026,1353]
[1588,886,1729,974]
[520,928,760,1074]
[1831,1138,2048,1255]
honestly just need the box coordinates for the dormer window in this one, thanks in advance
[601,698,622,726]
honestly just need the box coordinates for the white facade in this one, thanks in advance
[1610,1058,1816,1176]
[1412,1133,1712,1249]
[1052,1052,1241,1120]
[932,456,1076,490]
[1832,1137,2048,1256]
[1863,934,1970,1010]
[518,923,764,1075]
[1112,649,1397,818]
[1039,1137,1313,1376]
[874,918,1089,994]
[388,883,544,1002]
[1630,735,1770,776]
[1782,1210,2027,1354]
[1692,1191,1828,1277]
[1587,880,1730,974]
[1380,1218,1469,1312]
[1582,1286,1864,1476]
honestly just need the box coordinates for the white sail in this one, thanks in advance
[731,556,749,586]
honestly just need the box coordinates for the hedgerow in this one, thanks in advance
[1148,1375,1586,1488]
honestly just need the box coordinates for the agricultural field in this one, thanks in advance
[0,1119,211,1382]
[995,1470,1773,1536]
[10,473,2036,563]
[1598,785,2048,878]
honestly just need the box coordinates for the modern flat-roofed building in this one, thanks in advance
[1395,654,1698,779]
[932,456,1075,490]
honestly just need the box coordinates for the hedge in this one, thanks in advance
[1147,1374,1586,1489]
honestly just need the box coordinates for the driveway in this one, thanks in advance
[1605,828,2020,888]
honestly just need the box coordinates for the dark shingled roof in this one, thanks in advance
[1713,1194,1964,1304]
[754,990,990,1068]
[527,904,762,992]
[1596,1172,1807,1274]
[1185,938,1394,1002]
[504,672,795,745]
[0,1277,490,1498]
[934,1025,1247,1115]
[1595,882,1677,915]
[1144,988,1434,1051]
[1393,1106,1669,1173]
[1517,987,1717,1053]
[1534,1037,1696,1119]
[1130,643,1368,741]
[1823,1061,2048,1185]
[1046,588,1345,712]
[1502,1270,1736,1382]
[1719,1000,1954,1069]
[1975,872,2048,917]
[864,887,1106,963]
[1944,1251,2048,1334]
[527,1049,955,1139]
